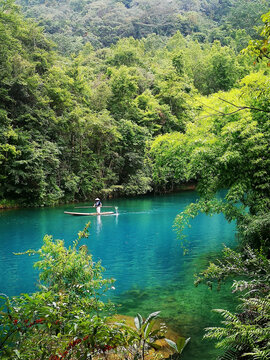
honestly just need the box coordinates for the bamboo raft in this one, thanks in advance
[64,211,115,216]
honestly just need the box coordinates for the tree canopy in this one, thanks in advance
[16,0,269,54]
[1,0,259,206]
[1,1,270,359]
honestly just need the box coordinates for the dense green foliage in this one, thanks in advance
[148,8,270,360]
[196,246,270,360]
[244,10,270,64]
[16,0,269,54]
[151,71,270,249]
[1,1,270,358]
[1,0,257,206]
[0,226,183,359]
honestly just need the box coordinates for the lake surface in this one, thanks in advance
[0,192,237,359]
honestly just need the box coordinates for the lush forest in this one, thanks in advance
[2,0,268,207]
[17,0,269,53]
[0,0,270,359]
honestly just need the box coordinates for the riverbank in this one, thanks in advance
[107,315,184,359]
[0,183,197,209]
[0,200,20,209]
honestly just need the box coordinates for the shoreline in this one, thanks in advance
[0,183,196,210]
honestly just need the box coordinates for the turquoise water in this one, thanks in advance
[0,192,237,359]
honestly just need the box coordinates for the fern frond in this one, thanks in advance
[217,347,239,360]
[213,309,241,324]
[243,347,270,360]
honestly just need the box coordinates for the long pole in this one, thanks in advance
[74,206,117,209]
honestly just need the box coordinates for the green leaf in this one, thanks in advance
[14,349,21,358]
[147,342,162,350]
[144,320,155,339]
[145,311,160,324]
[134,313,143,330]
[165,338,178,352]
[176,337,185,352]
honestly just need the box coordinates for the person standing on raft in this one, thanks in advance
[93,198,102,214]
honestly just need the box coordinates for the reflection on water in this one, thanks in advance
[97,214,102,233]
[0,192,237,360]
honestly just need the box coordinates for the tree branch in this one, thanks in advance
[218,98,270,114]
